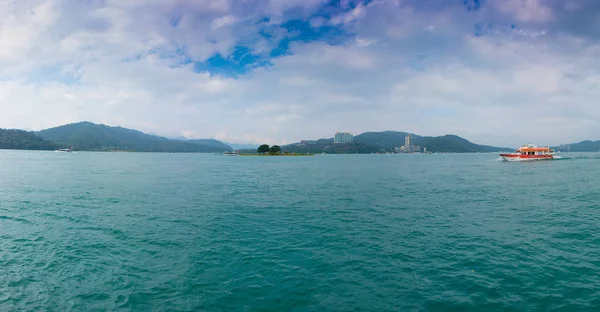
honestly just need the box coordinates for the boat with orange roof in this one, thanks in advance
[500,144,555,161]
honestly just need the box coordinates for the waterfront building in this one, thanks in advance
[558,144,571,152]
[334,132,354,143]
[399,134,420,153]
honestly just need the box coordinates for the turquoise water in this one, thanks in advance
[1,151,600,311]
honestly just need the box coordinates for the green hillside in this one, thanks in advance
[414,135,510,153]
[354,131,409,147]
[0,129,60,150]
[37,122,232,152]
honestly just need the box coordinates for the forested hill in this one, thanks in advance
[36,122,232,152]
[0,129,60,150]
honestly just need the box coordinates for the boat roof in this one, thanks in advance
[516,144,552,151]
[518,148,551,151]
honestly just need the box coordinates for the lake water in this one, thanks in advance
[1,150,599,311]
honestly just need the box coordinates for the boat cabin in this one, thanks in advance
[514,144,553,156]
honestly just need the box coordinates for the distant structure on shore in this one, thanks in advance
[558,144,571,152]
[298,140,316,146]
[334,132,354,144]
[399,134,420,153]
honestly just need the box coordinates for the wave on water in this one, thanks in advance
[553,155,600,161]
[4,151,600,311]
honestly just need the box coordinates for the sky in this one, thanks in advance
[0,0,599,147]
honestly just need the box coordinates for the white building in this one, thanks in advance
[400,134,420,153]
[334,132,354,143]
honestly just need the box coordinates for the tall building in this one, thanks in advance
[400,134,420,153]
[334,132,354,143]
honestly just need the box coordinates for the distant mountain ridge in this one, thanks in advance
[170,137,252,150]
[223,142,259,150]
[0,124,528,154]
[284,131,512,154]
[36,122,232,152]
[554,140,600,152]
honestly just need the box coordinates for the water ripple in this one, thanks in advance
[1,151,600,310]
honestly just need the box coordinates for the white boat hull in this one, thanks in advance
[500,155,553,162]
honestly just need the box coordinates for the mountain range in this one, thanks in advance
[1,122,599,153]
[36,122,232,152]
[282,131,513,154]
[0,122,232,152]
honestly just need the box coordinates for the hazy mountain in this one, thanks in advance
[37,122,232,152]
[0,129,60,150]
[186,139,232,151]
[554,140,600,152]
[223,142,259,150]
[169,137,232,150]
[170,136,189,141]
[284,131,512,154]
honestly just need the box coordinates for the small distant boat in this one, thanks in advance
[500,144,554,161]
[56,147,73,152]
[222,151,239,156]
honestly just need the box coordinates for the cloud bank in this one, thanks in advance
[0,0,598,146]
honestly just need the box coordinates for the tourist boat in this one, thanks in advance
[56,147,73,152]
[222,151,239,156]
[500,144,555,161]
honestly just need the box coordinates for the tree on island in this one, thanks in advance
[257,144,270,154]
[269,145,281,154]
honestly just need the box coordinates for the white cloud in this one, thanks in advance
[211,15,236,29]
[355,37,376,47]
[0,0,598,147]
[494,0,553,23]
[288,42,375,69]
[331,3,367,26]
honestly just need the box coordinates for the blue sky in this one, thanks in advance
[0,0,599,146]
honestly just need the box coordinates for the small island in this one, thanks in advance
[239,144,314,156]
